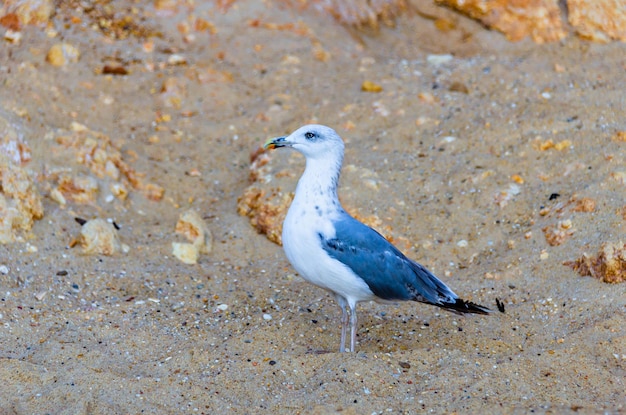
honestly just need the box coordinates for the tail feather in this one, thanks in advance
[405,261,492,315]
[438,298,492,315]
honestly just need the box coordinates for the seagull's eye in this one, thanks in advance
[304,132,316,140]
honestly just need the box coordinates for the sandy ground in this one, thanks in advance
[1,1,625,413]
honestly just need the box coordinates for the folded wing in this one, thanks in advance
[320,213,490,314]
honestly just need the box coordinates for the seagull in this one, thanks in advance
[264,124,491,352]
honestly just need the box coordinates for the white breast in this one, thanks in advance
[281,202,374,303]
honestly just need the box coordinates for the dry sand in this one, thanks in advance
[0,1,625,413]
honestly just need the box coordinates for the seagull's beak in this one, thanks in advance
[264,136,289,150]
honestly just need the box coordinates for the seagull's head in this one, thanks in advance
[264,124,344,160]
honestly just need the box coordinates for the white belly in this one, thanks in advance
[281,205,374,304]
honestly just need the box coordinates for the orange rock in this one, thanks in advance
[568,0,626,42]
[542,220,575,246]
[436,0,566,43]
[565,241,626,283]
[0,0,53,26]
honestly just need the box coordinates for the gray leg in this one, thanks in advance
[335,295,349,352]
[349,302,358,353]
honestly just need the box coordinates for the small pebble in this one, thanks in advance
[0,265,9,274]
[216,304,228,311]
[4,29,22,44]
[427,54,453,65]
[168,54,187,65]
[263,313,272,321]
[457,239,468,247]
[46,43,80,66]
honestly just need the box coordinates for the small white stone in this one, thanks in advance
[168,54,187,65]
[4,29,22,44]
[457,239,468,248]
[427,54,453,65]
[216,304,228,311]
[101,95,114,105]
[0,265,8,275]
[263,313,272,321]
[508,183,521,195]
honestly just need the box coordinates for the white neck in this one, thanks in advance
[293,153,343,209]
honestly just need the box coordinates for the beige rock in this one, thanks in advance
[54,174,99,205]
[0,112,31,164]
[172,209,212,264]
[78,218,129,256]
[46,43,80,67]
[53,123,163,202]
[0,156,43,243]
[171,242,199,265]
[175,209,212,254]
[313,0,406,27]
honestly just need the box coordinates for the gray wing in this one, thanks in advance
[321,213,491,314]
[320,213,457,304]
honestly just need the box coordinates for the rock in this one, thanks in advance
[0,0,53,26]
[568,0,626,42]
[172,209,212,264]
[565,241,626,283]
[46,43,80,67]
[175,209,212,253]
[0,157,43,244]
[436,0,566,43]
[171,242,199,265]
[78,218,129,255]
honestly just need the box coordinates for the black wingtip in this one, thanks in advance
[439,298,492,315]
